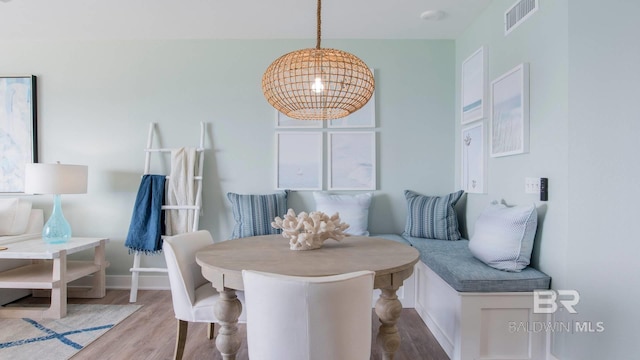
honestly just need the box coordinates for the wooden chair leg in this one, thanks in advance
[174,319,188,360]
[207,323,215,339]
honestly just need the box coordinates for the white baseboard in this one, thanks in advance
[73,273,417,308]
[70,274,170,291]
[109,274,171,290]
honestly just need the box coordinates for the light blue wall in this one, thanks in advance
[457,0,640,357]
[455,0,569,277]
[0,39,455,275]
[563,0,640,358]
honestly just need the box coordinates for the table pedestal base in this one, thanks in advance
[214,289,242,360]
[375,286,403,360]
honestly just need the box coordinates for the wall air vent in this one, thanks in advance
[504,0,538,35]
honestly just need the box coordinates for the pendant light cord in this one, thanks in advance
[316,0,322,49]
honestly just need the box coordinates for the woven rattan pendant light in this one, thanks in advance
[262,0,375,120]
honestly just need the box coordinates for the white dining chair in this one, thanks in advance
[242,269,375,360]
[163,230,245,360]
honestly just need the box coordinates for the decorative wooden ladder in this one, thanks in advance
[129,122,205,303]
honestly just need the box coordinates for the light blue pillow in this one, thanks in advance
[403,190,464,240]
[227,191,289,239]
[468,202,538,272]
[313,192,373,236]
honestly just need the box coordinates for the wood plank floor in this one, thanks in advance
[10,290,449,360]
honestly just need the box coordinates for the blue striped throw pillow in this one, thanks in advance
[403,190,464,240]
[227,191,289,239]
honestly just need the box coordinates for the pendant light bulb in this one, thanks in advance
[311,77,324,93]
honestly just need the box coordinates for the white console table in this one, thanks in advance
[0,236,109,319]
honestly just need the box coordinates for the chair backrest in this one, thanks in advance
[242,270,375,360]
[163,230,213,321]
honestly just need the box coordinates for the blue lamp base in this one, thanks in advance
[42,194,72,244]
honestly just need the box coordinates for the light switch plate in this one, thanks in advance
[525,177,540,194]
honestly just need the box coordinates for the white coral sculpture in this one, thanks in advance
[272,208,350,250]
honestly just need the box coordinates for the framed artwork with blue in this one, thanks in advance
[0,75,37,193]
[461,46,487,124]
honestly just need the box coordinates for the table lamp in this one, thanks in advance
[24,162,88,244]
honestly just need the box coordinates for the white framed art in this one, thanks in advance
[490,63,530,157]
[276,132,323,190]
[461,46,487,124]
[327,93,376,128]
[328,131,376,190]
[0,75,38,193]
[461,122,486,194]
[275,110,323,128]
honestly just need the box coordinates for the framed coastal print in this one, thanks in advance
[461,46,487,124]
[328,131,376,190]
[490,63,530,157]
[328,93,376,128]
[0,75,38,193]
[275,110,322,128]
[276,132,322,190]
[461,122,486,194]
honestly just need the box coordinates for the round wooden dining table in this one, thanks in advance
[196,234,419,360]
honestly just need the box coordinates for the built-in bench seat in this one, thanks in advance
[402,235,550,292]
[373,233,550,292]
[373,233,551,360]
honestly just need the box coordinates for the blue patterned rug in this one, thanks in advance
[0,304,141,360]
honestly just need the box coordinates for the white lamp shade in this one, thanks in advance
[24,163,88,195]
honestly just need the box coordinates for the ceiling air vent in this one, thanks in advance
[504,0,538,35]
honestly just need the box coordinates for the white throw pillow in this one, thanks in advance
[313,192,373,236]
[468,202,537,272]
[0,198,33,236]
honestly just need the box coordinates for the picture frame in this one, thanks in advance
[275,132,323,190]
[275,110,323,129]
[490,63,530,157]
[461,46,487,124]
[0,75,38,193]
[327,93,376,128]
[328,131,376,190]
[461,122,486,194]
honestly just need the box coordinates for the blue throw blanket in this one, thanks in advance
[125,174,166,254]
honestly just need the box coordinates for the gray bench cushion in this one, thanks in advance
[403,235,551,292]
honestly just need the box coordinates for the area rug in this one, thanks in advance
[0,304,141,360]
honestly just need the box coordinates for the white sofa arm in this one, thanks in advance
[24,208,44,234]
[0,208,44,245]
